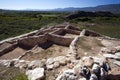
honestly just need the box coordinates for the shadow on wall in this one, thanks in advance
[39,41,53,49]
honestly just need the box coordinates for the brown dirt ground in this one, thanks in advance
[0,42,12,50]
[76,36,120,80]
[0,47,26,60]
[64,33,79,38]
[0,64,27,80]
[76,36,104,57]
[21,44,69,61]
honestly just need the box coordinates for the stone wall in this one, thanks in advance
[47,33,74,46]
[35,28,57,35]
[50,28,64,35]
[67,25,82,31]
[55,25,66,28]
[0,43,17,56]
[84,30,102,37]
[0,30,38,45]
[18,35,47,49]
[69,36,80,57]
[80,29,86,36]
[65,29,80,35]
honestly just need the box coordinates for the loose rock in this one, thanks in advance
[26,68,44,80]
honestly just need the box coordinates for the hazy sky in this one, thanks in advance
[0,0,120,10]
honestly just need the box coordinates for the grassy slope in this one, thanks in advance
[0,11,120,40]
[73,17,120,39]
[0,12,64,40]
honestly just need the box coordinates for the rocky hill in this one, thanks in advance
[0,24,120,80]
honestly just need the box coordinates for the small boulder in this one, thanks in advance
[89,74,98,80]
[46,64,54,70]
[113,61,120,67]
[92,64,100,75]
[28,60,42,69]
[46,57,54,65]
[56,69,78,80]
[53,61,60,68]
[26,68,44,80]
[115,52,120,57]
[84,57,94,68]
[114,46,120,52]
[0,60,11,67]
[103,54,120,60]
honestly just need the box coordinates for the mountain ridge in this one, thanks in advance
[51,4,120,13]
[0,4,120,13]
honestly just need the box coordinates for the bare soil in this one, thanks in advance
[0,65,27,80]
[76,36,104,57]
[21,44,69,61]
[64,33,79,38]
[0,47,26,60]
[0,42,12,50]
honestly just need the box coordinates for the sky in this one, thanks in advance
[0,0,120,10]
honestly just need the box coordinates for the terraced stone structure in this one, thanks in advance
[0,24,120,80]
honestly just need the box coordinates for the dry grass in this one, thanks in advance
[0,65,27,80]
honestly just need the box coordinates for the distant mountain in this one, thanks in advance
[51,4,120,13]
[0,4,120,13]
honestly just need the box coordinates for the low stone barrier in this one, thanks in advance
[69,36,80,57]
[0,43,17,56]
[84,30,102,37]
[65,29,80,35]
[35,28,57,35]
[0,30,38,45]
[80,29,86,36]
[50,28,64,35]
[18,35,47,48]
[67,25,82,31]
[47,33,74,46]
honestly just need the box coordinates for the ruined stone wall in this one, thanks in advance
[65,29,80,35]
[18,35,47,48]
[55,25,66,28]
[85,30,102,37]
[0,30,38,45]
[35,28,57,35]
[47,34,74,46]
[0,43,17,56]
[50,28,64,35]
[67,25,82,31]
[69,36,80,57]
